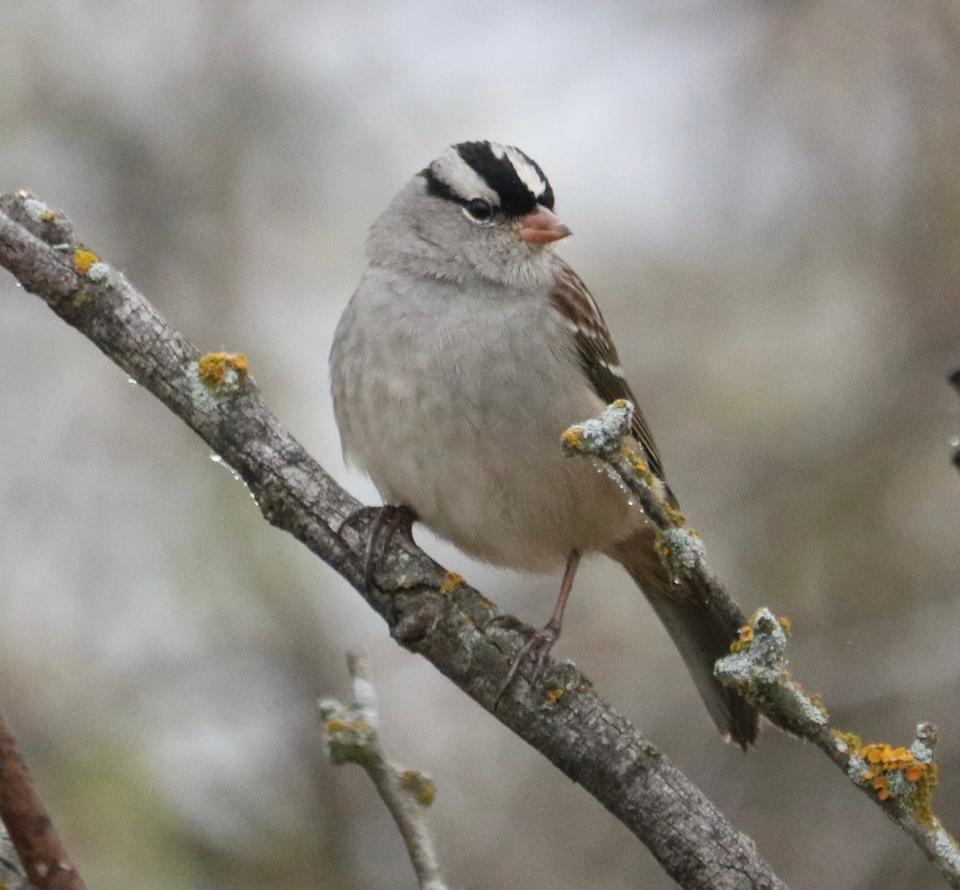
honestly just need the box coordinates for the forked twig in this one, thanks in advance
[319,653,446,890]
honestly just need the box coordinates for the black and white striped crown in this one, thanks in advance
[422,141,555,217]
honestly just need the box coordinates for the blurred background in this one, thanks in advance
[2,1,959,888]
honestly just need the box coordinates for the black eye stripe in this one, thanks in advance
[421,165,462,204]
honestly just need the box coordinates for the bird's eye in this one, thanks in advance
[464,198,494,222]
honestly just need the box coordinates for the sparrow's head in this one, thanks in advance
[368,140,571,287]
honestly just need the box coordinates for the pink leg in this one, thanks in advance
[497,550,581,703]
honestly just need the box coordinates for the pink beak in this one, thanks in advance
[517,206,572,245]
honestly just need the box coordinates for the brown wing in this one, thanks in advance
[550,260,668,482]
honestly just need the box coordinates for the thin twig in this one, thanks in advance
[716,611,960,881]
[0,190,786,890]
[319,653,446,890]
[562,399,960,887]
[0,709,87,890]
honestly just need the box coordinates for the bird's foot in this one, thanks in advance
[494,619,561,708]
[336,504,417,591]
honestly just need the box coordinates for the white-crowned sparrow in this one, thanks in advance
[330,140,757,747]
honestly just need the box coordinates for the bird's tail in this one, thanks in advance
[611,529,759,749]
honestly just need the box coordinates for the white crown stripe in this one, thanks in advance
[502,145,547,197]
[432,147,501,204]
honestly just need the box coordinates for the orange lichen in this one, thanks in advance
[630,457,649,475]
[858,741,934,808]
[861,743,919,770]
[620,446,648,475]
[324,718,370,735]
[73,248,99,276]
[912,763,939,825]
[561,427,584,450]
[778,615,792,636]
[730,623,754,653]
[544,687,565,706]
[197,352,249,388]
[439,571,463,594]
[619,444,657,486]
[663,501,688,527]
[400,770,437,806]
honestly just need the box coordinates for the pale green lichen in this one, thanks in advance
[845,750,871,785]
[655,527,705,578]
[71,257,115,306]
[715,607,828,734]
[561,403,683,530]
[831,729,862,756]
[930,826,960,875]
[318,697,377,765]
[561,399,633,459]
[86,261,116,284]
[439,571,463,594]
[23,196,51,223]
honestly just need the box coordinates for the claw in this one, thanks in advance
[335,504,381,538]
[494,621,560,708]
[335,504,417,591]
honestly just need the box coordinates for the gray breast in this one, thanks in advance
[330,268,640,570]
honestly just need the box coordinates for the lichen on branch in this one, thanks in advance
[716,607,960,881]
[715,607,828,736]
[319,653,445,890]
[563,401,960,888]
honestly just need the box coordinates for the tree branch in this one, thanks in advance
[563,400,960,887]
[320,653,446,890]
[0,708,86,890]
[0,190,785,889]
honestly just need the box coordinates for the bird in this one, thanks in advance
[329,140,758,748]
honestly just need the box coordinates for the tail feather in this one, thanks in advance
[613,531,759,749]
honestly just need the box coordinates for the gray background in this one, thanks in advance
[1,2,959,888]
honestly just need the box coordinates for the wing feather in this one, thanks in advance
[550,261,668,483]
